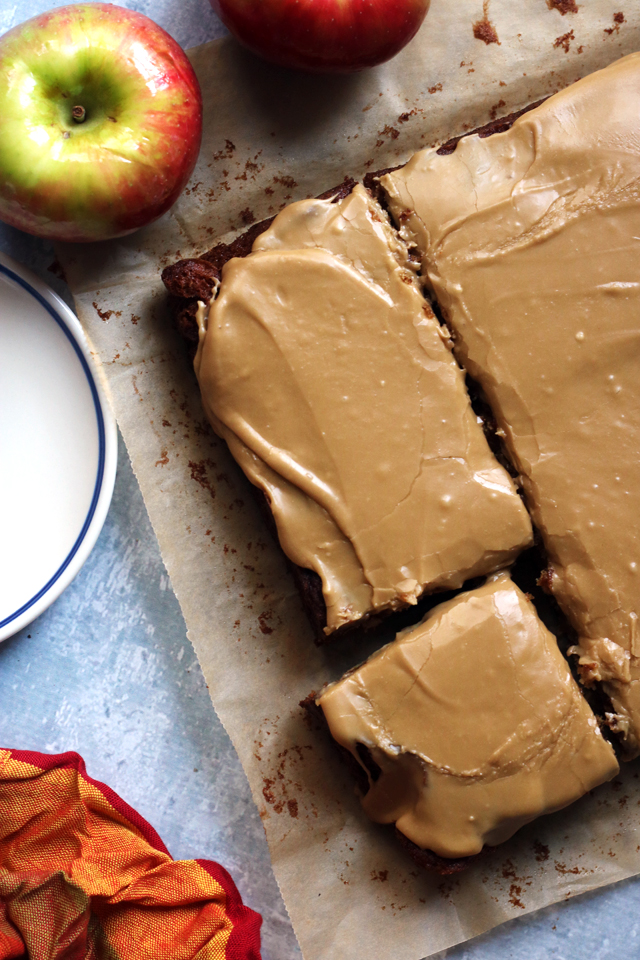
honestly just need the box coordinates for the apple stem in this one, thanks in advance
[72,105,86,123]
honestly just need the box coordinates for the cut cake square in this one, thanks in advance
[187,183,532,636]
[316,573,619,862]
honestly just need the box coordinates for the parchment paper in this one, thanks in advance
[55,2,640,957]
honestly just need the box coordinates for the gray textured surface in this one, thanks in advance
[0,431,298,960]
[1,3,640,959]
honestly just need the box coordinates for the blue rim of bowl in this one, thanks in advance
[0,261,106,630]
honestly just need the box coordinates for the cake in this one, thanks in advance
[315,574,619,863]
[175,182,532,637]
[380,52,640,756]
[161,52,640,868]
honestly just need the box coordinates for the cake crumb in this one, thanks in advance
[547,0,578,13]
[92,302,117,322]
[509,884,525,909]
[534,840,550,862]
[188,459,216,499]
[273,174,298,189]
[604,12,625,34]
[379,124,400,140]
[553,29,575,52]
[212,138,235,161]
[473,1,500,44]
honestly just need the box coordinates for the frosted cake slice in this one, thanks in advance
[317,573,619,861]
[382,53,640,753]
[194,184,532,635]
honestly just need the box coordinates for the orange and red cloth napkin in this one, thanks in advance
[0,748,262,959]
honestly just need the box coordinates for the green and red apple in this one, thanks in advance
[0,3,203,242]
[210,0,431,72]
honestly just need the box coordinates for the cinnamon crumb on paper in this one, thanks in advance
[188,459,216,499]
[534,840,550,862]
[92,302,119,322]
[273,174,298,189]
[212,138,236,161]
[379,124,400,140]
[604,12,625,34]
[547,0,578,13]
[553,29,575,52]
[473,1,500,44]
[509,884,525,909]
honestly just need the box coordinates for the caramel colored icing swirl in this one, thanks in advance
[382,53,640,751]
[196,185,531,633]
[317,574,618,859]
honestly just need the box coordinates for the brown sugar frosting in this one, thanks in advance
[195,185,532,634]
[381,53,640,752]
[317,574,619,859]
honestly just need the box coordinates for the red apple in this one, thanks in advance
[210,0,431,73]
[0,3,203,242]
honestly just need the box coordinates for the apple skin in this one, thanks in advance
[210,0,431,73]
[0,3,203,242]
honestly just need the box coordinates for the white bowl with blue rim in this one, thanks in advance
[0,252,117,641]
